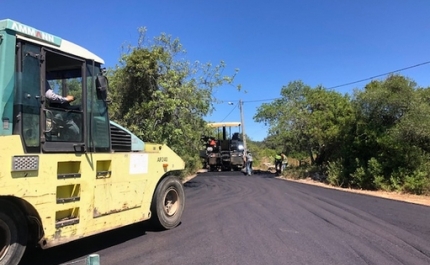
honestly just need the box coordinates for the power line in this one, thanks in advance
[220,104,238,122]
[220,60,430,104]
[243,98,280,103]
[327,60,430,89]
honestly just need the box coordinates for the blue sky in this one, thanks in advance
[3,1,430,141]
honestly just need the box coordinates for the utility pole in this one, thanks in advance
[239,99,247,152]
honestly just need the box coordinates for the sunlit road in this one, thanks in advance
[20,171,430,265]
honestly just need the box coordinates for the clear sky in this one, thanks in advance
[3,1,430,141]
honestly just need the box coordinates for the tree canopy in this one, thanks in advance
[254,76,430,194]
[254,80,354,165]
[108,28,239,173]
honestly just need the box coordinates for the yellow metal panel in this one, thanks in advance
[0,135,185,249]
[93,180,146,217]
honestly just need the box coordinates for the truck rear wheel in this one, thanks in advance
[151,176,185,230]
[0,202,27,265]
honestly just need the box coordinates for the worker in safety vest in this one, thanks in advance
[274,153,284,175]
[281,153,288,171]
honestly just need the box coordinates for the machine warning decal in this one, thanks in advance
[130,153,149,174]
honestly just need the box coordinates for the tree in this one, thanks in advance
[254,80,354,166]
[108,28,239,173]
[255,76,430,195]
[347,75,430,191]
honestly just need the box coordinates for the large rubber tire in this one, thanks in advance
[151,176,185,230]
[0,201,28,265]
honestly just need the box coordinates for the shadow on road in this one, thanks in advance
[18,221,157,265]
[251,169,279,178]
[184,180,201,187]
[188,169,279,179]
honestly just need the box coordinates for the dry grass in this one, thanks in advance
[280,176,430,207]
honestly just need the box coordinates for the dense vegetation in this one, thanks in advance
[107,29,239,175]
[107,29,430,195]
[254,76,430,195]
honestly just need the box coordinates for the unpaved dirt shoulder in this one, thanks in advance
[281,176,430,207]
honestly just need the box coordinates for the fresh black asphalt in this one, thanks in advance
[20,171,430,265]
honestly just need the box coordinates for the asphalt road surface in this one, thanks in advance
[20,171,430,265]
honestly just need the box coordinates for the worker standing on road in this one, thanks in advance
[275,153,283,175]
[245,151,253,176]
[242,150,247,173]
[281,153,288,172]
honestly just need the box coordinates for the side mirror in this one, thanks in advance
[96,75,109,101]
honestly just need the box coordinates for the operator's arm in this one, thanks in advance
[45,89,74,104]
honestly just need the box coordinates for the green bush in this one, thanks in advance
[389,173,403,192]
[326,160,344,186]
[179,154,202,179]
[402,170,430,195]
[373,175,391,191]
[351,166,367,189]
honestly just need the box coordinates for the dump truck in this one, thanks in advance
[0,19,186,265]
[200,122,244,171]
